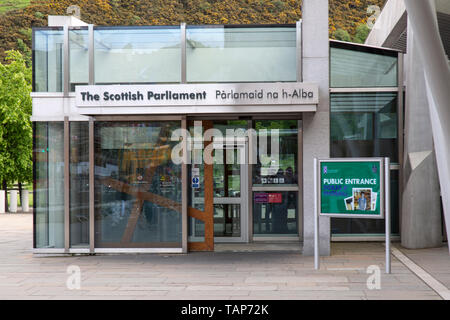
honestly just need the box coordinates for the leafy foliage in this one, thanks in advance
[353,23,370,44]
[333,28,351,42]
[0,50,32,185]
[329,0,385,37]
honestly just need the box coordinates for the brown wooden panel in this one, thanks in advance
[203,121,214,250]
[188,207,207,222]
[188,242,212,251]
[187,120,215,252]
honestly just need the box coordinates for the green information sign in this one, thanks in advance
[318,158,384,219]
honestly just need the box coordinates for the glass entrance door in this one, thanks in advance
[190,137,249,243]
[213,138,248,242]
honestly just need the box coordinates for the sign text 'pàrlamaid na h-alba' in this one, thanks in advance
[75,83,319,107]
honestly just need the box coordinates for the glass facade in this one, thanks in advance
[69,28,89,90]
[330,41,400,236]
[34,122,65,248]
[33,25,296,91]
[94,121,182,248]
[94,27,181,84]
[252,120,298,187]
[31,28,405,250]
[252,120,299,236]
[188,122,206,242]
[187,120,300,240]
[330,45,398,88]
[253,191,298,235]
[186,26,296,82]
[330,92,398,163]
[33,28,64,92]
[69,122,89,247]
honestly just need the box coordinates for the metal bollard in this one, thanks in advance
[21,190,29,213]
[9,190,18,213]
[0,190,5,213]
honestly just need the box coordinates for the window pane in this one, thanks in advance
[253,120,298,185]
[33,29,64,92]
[253,191,298,235]
[214,204,241,237]
[330,92,400,236]
[94,27,181,84]
[34,122,65,248]
[187,122,206,242]
[70,122,89,247]
[69,28,88,90]
[94,121,182,247]
[330,47,398,88]
[330,92,398,162]
[187,27,296,82]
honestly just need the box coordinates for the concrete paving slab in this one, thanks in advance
[0,213,447,300]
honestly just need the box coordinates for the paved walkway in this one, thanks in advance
[0,213,448,300]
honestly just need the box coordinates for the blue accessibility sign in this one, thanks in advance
[192,176,200,189]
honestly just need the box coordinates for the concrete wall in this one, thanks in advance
[365,0,406,47]
[302,0,330,256]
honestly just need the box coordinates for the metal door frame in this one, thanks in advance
[189,137,249,243]
[213,138,249,243]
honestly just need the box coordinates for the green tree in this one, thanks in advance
[333,28,351,42]
[0,50,32,207]
[353,23,370,44]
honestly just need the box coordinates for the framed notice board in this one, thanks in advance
[318,158,385,219]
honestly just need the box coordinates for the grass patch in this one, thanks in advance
[0,0,31,15]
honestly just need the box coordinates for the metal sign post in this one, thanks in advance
[314,157,391,273]
[385,157,391,274]
[314,158,319,270]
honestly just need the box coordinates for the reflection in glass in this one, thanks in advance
[33,29,64,92]
[330,46,398,88]
[330,92,398,162]
[253,120,298,186]
[186,26,296,82]
[70,122,89,247]
[34,122,65,248]
[187,124,206,242]
[94,121,182,247]
[69,28,88,90]
[213,149,241,198]
[253,191,298,235]
[214,204,241,237]
[330,92,399,236]
[94,27,181,84]
[189,217,205,241]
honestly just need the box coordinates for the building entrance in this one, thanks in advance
[189,137,249,243]
[212,138,249,242]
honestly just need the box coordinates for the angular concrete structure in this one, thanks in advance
[366,0,449,250]
[402,25,442,247]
